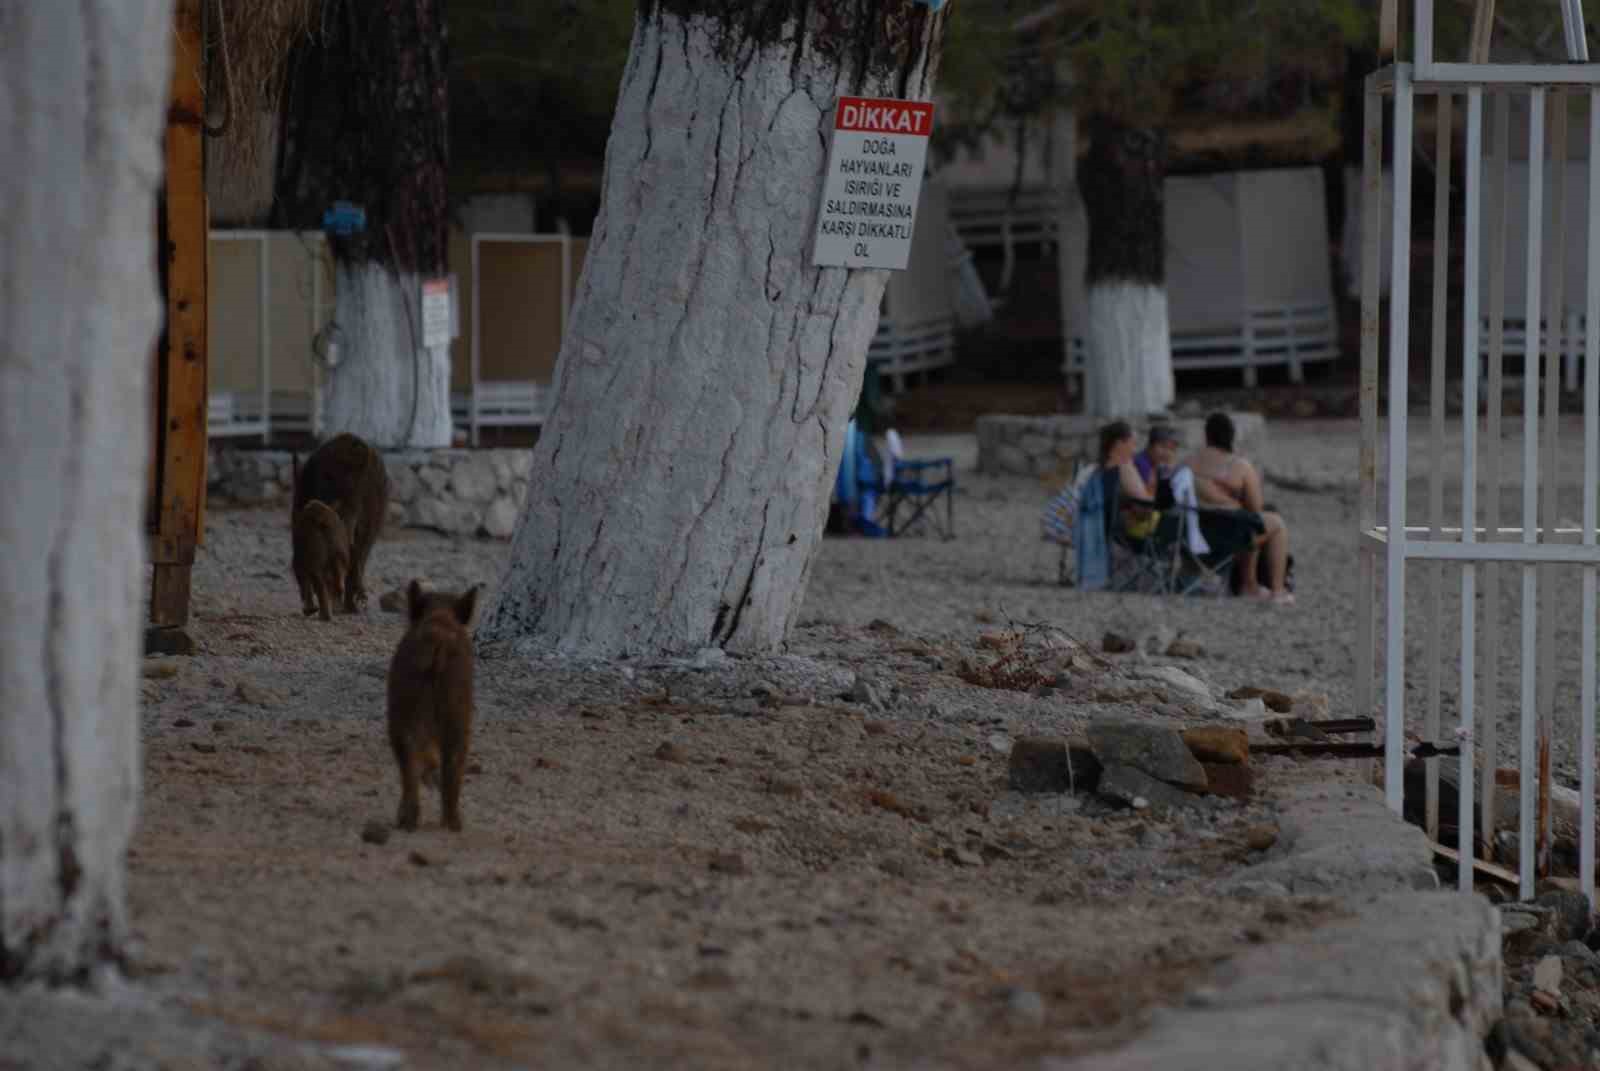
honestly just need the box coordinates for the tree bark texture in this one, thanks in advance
[0,1,172,982]
[1079,114,1174,417]
[478,1,947,658]
[274,0,451,447]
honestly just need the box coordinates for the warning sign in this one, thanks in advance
[810,96,934,271]
[421,277,452,349]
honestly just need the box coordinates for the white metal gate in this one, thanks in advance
[1360,0,1600,903]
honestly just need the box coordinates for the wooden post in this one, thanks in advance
[148,0,207,652]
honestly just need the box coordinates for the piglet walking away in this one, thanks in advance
[293,432,388,612]
[387,580,478,832]
[292,500,350,622]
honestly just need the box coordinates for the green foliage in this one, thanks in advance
[936,0,1368,150]
[449,0,636,184]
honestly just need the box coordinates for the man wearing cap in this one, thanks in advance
[1133,425,1181,497]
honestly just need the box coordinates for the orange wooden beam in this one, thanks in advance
[150,0,208,632]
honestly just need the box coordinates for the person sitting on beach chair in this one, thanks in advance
[1186,412,1295,606]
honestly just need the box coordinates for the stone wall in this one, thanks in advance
[975,411,1267,480]
[207,446,532,539]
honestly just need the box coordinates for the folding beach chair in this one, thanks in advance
[881,456,955,539]
[1173,507,1267,595]
[1042,463,1097,586]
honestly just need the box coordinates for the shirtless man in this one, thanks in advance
[1187,412,1294,605]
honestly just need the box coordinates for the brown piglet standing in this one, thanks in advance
[292,500,350,622]
[387,580,478,832]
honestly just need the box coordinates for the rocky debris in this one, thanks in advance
[1227,686,1295,714]
[1265,717,1330,741]
[1088,716,1207,792]
[233,680,278,708]
[1140,624,1176,656]
[1536,889,1593,945]
[1135,664,1213,707]
[1533,954,1564,997]
[1097,765,1206,816]
[945,846,984,867]
[1292,691,1332,718]
[143,660,180,679]
[709,852,748,876]
[848,676,887,710]
[1007,736,1101,794]
[360,821,390,846]
[1102,631,1136,654]
[1222,697,1269,721]
[1245,824,1279,852]
[1199,763,1255,801]
[654,741,689,764]
[378,588,406,614]
[1182,726,1249,766]
[1165,638,1205,660]
[1001,987,1046,1028]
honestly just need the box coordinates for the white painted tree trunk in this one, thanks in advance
[1085,281,1175,418]
[479,9,944,658]
[320,262,452,448]
[0,2,170,981]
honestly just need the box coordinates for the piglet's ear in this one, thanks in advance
[407,579,426,622]
[454,584,480,626]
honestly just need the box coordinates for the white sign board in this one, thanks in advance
[421,277,452,349]
[810,96,934,271]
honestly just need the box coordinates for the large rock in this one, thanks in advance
[408,497,478,536]
[1088,716,1208,791]
[1008,736,1102,794]
[387,462,420,504]
[1183,726,1249,765]
[451,455,499,503]
[481,496,520,540]
[1097,764,1206,815]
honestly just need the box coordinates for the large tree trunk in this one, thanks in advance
[0,2,171,982]
[478,1,948,658]
[274,0,451,448]
[1079,114,1174,418]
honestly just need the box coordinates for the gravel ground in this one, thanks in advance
[104,422,1393,1071]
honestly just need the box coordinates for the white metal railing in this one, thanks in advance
[206,230,330,442]
[466,232,570,446]
[869,312,955,393]
[1359,0,1599,904]
[207,231,272,441]
[1060,302,1340,386]
[1478,313,1585,392]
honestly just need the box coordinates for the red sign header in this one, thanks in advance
[834,97,934,137]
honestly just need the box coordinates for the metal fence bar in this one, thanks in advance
[1416,0,1434,67]
[1358,78,1385,732]
[1520,86,1546,900]
[1460,86,1484,893]
[1539,92,1570,876]
[1386,66,1417,813]
[258,237,271,445]
[1585,85,1600,907]
[470,234,482,447]
[1484,91,1511,845]
[1426,92,1453,840]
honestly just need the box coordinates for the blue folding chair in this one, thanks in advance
[881,457,955,539]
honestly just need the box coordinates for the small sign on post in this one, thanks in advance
[421,277,452,350]
[810,96,934,271]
